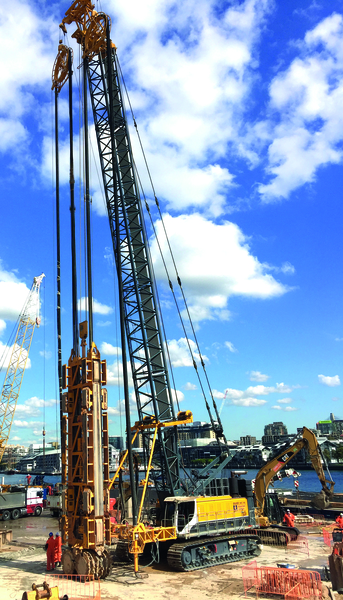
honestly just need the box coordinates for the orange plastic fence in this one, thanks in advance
[46,574,101,600]
[287,535,309,556]
[242,561,322,599]
[323,527,333,548]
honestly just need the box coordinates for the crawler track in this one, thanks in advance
[167,534,262,572]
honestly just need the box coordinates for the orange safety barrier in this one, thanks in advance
[286,535,309,557]
[242,561,322,599]
[323,527,333,548]
[46,574,101,600]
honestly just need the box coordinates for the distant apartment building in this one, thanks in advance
[109,436,124,450]
[178,421,216,441]
[239,435,257,446]
[264,422,288,436]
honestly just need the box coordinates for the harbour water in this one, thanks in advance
[2,467,343,493]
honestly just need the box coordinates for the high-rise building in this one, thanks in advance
[108,436,124,450]
[239,435,257,446]
[264,422,288,436]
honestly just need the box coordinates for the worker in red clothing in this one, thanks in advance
[45,532,55,571]
[26,474,31,486]
[283,509,295,527]
[54,532,62,567]
[335,513,343,529]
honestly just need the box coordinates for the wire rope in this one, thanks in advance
[117,57,227,444]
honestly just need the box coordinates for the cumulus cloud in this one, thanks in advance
[0,261,32,321]
[78,297,113,315]
[167,337,208,367]
[277,398,293,404]
[231,398,267,407]
[224,382,297,407]
[249,370,270,382]
[0,341,31,372]
[271,405,298,411]
[100,342,122,356]
[256,13,343,201]
[318,374,341,387]
[101,0,273,217]
[0,1,55,153]
[151,214,290,323]
[13,420,44,428]
[184,382,197,391]
[15,396,57,418]
[225,341,238,353]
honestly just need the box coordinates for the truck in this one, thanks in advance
[0,486,43,520]
[47,485,63,518]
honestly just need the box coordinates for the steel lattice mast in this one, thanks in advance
[0,274,45,462]
[58,1,182,497]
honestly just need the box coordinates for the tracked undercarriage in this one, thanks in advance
[115,534,262,572]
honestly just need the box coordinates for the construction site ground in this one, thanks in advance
[0,511,337,600]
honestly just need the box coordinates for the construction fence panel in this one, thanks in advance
[286,535,309,557]
[46,574,101,600]
[242,564,322,599]
[242,560,258,596]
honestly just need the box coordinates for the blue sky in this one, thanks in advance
[1,0,343,447]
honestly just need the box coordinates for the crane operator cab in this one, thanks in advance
[163,494,253,538]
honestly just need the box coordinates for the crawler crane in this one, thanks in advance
[53,0,262,577]
[0,274,44,463]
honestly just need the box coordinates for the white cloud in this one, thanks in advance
[39,350,52,360]
[318,374,341,387]
[13,420,44,428]
[0,1,56,155]
[100,342,122,356]
[0,341,31,372]
[224,381,297,407]
[78,297,113,315]
[14,396,57,418]
[225,341,238,353]
[97,0,273,216]
[151,214,289,323]
[277,398,293,404]
[231,397,267,407]
[212,389,225,399]
[184,382,197,391]
[11,436,21,441]
[107,360,134,388]
[0,262,31,321]
[249,370,270,382]
[257,13,343,201]
[272,404,298,412]
[167,337,208,367]
[0,320,5,336]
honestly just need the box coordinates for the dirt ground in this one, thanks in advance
[0,512,336,600]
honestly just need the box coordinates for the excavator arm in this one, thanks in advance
[254,426,335,519]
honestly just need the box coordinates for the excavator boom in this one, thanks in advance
[254,426,335,516]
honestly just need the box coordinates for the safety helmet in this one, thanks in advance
[287,509,290,513]
[56,532,60,536]
[49,532,53,537]
[340,513,343,516]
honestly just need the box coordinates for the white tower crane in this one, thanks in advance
[0,273,45,463]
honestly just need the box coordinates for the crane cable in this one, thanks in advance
[117,58,227,444]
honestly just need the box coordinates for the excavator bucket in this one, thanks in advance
[311,489,331,510]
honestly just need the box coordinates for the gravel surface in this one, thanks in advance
[0,514,336,600]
